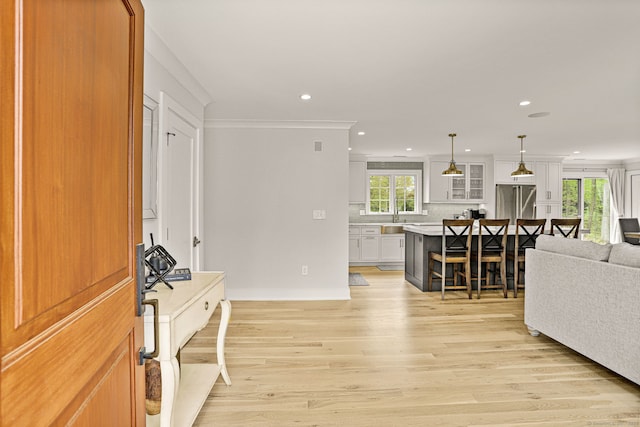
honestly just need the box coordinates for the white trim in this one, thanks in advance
[145,26,213,107]
[159,92,204,270]
[365,169,423,215]
[143,95,160,219]
[205,119,356,130]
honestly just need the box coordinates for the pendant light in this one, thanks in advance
[511,134,534,177]
[441,133,464,176]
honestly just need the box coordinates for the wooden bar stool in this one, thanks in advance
[475,219,509,299]
[550,218,580,238]
[428,219,474,300]
[509,218,546,298]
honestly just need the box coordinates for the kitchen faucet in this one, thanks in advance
[392,204,400,223]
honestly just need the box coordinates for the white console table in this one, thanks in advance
[144,272,231,427]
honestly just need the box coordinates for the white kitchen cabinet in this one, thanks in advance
[494,160,535,184]
[380,235,405,262]
[429,161,485,202]
[348,225,406,264]
[535,161,562,203]
[360,235,380,261]
[349,236,361,262]
[536,202,562,231]
[428,161,451,202]
[349,225,361,261]
[349,161,366,203]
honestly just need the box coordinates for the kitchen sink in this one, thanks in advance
[381,225,405,234]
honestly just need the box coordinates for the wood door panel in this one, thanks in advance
[1,0,145,425]
[56,339,133,427]
[8,0,132,345]
[1,285,135,426]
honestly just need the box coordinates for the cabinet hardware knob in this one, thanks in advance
[204,301,209,310]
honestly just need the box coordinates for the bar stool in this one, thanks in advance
[509,218,546,298]
[550,218,580,238]
[428,219,474,300]
[475,219,509,299]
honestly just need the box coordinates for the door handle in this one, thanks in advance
[193,236,201,247]
[136,243,160,364]
[139,299,160,364]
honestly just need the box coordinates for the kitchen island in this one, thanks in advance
[403,223,518,292]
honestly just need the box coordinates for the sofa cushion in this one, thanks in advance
[608,242,640,268]
[534,234,612,261]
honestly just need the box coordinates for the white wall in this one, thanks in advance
[142,26,209,252]
[203,122,351,300]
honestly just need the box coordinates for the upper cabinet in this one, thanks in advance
[429,161,485,203]
[535,161,562,203]
[349,161,366,203]
[429,161,450,202]
[494,160,535,184]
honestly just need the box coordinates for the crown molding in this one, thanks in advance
[205,119,357,130]
[145,26,213,107]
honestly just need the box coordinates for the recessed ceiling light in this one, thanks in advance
[528,112,551,118]
[573,151,581,154]
[357,131,365,136]
[465,148,471,152]
[348,147,352,151]
[519,100,531,106]
[406,148,412,151]
[300,94,312,101]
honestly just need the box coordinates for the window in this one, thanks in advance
[367,170,421,214]
[562,176,610,243]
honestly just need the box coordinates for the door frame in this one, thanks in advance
[158,92,204,269]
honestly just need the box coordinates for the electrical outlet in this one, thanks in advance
[301,265,308,275]
[312,210,326,220]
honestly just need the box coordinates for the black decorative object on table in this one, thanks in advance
[145,233,177,290]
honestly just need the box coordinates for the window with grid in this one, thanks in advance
[367,171,421,214]
[562,176,610,243]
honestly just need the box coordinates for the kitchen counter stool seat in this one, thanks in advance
[428,219,474,300]
[475,219,509,299]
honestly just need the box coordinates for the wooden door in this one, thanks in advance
[1,0,145,425]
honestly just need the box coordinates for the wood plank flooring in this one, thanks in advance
[184,266,640,426]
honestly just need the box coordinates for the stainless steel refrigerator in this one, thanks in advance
[495,184,537,224]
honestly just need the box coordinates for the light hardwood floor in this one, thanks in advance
[185,266,640,426]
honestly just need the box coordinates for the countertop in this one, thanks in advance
[349,222,441,226]
[350,221,519,236]
[404,222,520,236]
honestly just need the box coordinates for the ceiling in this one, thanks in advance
[143,0,640,161]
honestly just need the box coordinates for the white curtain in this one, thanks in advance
[607,168,625,243]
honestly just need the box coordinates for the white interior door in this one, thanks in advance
[162,98,201,270]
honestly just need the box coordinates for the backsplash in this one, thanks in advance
[349,203,480,223]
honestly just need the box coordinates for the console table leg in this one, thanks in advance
[159,358,180,427]
[217,299,232,385]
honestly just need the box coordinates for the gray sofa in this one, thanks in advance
[524,235,640,385]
